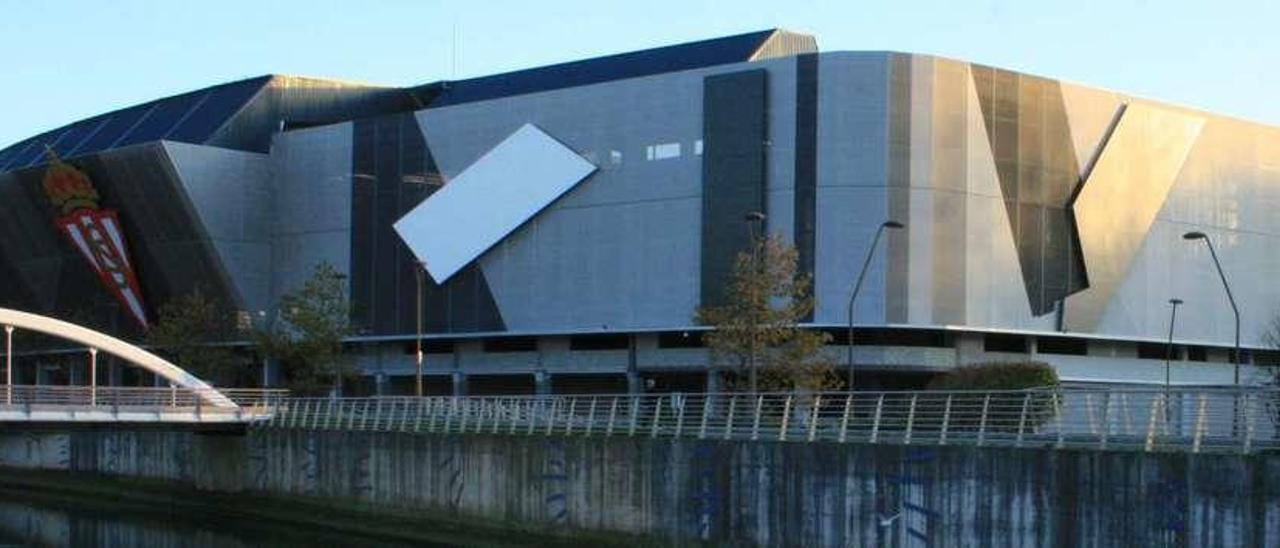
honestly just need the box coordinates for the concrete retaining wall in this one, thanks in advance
[1,429,1277,546]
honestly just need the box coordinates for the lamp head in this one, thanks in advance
[1182,231,1207,241]
[882,220,905,230]
[744,211,766,222]
[1169,298,1184,305]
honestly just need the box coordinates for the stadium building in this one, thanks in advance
[2,29,1278,394]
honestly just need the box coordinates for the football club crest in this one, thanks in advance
[42,149,149,329]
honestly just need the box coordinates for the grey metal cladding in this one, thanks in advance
[701,69,769,309]
[970,64,1088,317]
[794,54,819,321]
[885,54,912,324]
[0,144,239,334]
[350,113,503,336]
[163,142,273,314]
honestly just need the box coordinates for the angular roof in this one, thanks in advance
[0,29,818,174]
[421,29,816,107]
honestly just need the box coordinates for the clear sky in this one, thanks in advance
[2,0,1277,149]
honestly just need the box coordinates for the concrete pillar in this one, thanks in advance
[535,370,552,396]
[452,371,467,397]
[375,372,387,396]
[706,368,723,394]
[627,370,643,394]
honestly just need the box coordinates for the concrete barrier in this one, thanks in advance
[1,429,1277,545]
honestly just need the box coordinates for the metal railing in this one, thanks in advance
[0,385,287,424]
[259,388,1280,454]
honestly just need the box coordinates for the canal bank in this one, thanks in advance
[2,428,1278,545]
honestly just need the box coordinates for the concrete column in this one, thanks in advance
[452,371,467,397]
[535,370,552,396]
[375,372,387,396]
[706,368,723,394]
[627,370,643,394]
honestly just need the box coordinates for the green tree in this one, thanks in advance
[696,234,840,392]
[146,287,243,386]
[256,262,356,395]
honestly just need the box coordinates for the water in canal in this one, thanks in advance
[0,487,445,547]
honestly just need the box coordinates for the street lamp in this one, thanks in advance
[1182,231,1241,385]
[414,261,427,398]
[847,220,904,391]
[743,211,767,392]
[1165,298,1183,390]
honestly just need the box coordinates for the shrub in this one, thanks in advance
[924,361,1061,433]
[927,360,1059,391]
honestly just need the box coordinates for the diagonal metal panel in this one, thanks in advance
[1064,103,1204,331]
[395,124,596,284]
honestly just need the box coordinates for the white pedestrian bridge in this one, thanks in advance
[0,307,282,425]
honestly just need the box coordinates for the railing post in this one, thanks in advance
[1099,392,1112,450]
[528,399,540,436]
[779,394,793,442]
[628,397,640,436]
[673,394,687,439]
[751,395,764,442]
[546,398,559,436]
[940,394,952,446]
[1016,392,1031,448]
[4,325,12,405]
[807,395,822,443]
[1192,394,1208,453]
[459,399,470,434]
[585,397,597,437]
[650,396,664,438]
[724,396,737,441]
[606,397,618,436]
[1053,391,1065,449]
[1145,393,1163,453]
[977,394,990,446]
[838,394,852,443]
[698,395,711,440]
[1242,392,1255,454]
[89,348,98,406]
[904,394,918,445]
[870,394,884,444]
[565,398,577,436]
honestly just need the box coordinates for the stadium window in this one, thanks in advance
[483,336,538,353]
[1037,336,1088,356]
[569,333,630,351]
[1137,342,1176,360]
[694,139,703,156]
[983,334,1028,353]
[609,150,623,165]
[645,142,681,161]
[657,331,704,348]
[1186,346,1208,362]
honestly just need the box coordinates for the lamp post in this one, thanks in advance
[744,211,766,393]
[4,325,12,404]
[847,220,904,391]
[1182,231,1241,385]
[415,261,426,398]
[1165,298,1183,390]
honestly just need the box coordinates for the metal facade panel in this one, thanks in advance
[700,69,769,308]
[394,124,597,284]
[1065,104,1204,331]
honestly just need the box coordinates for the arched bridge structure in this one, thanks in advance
[0,307,282,425]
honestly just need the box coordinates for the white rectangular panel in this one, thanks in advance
[394,123,597,284]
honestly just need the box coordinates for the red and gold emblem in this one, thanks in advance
[43,149,149,329]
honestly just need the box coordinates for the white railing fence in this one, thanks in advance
[258,388,1280,454]
[0,385,287,423]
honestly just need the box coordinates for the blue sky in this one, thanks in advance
[2,0,1277,149]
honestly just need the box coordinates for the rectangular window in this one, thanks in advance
[658,331,704,348]
[1037,336,1088,356]
[609,150,623,164]
[483,337,538,353]
[1137,342,1177,360]
[694,139,703,156]
[404,340,455,354]
[1186,346,1208,362]
[645,142,681,161]
[569,333,630,351]
[983,334,1028,353]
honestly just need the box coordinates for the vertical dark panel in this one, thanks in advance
[350,114,504,335]
[972,64,1087,316]
[700,69,768,308]
[794,54,819,321]
[885,54,912,324]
